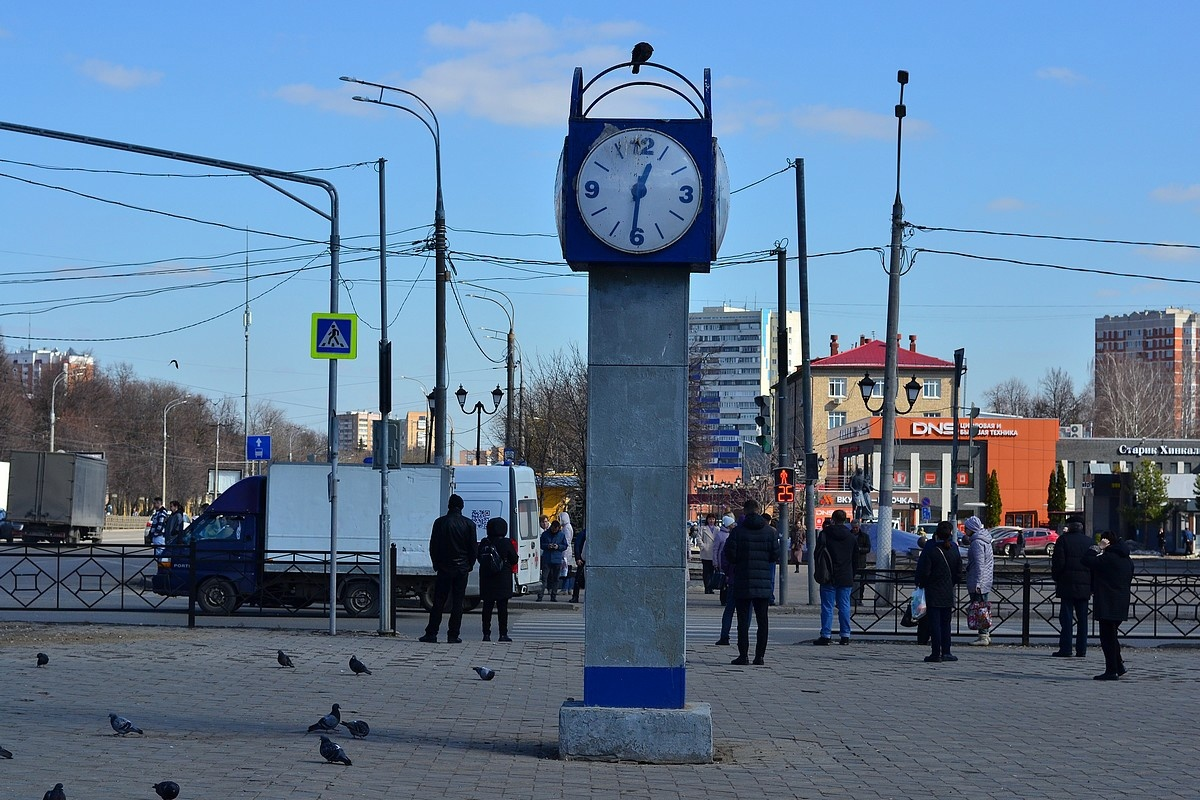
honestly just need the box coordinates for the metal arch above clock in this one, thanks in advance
[556,66,730,272]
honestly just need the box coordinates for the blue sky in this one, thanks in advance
[2,4,1199,439]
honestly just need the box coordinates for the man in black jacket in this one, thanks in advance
[420,494,478,644]
[1051,518,1093,657]
[814,509,858,645]
[726,499,778,665]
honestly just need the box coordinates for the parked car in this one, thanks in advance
[991,526,1058,556]
[0,509,25,543]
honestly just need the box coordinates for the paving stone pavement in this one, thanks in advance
[3,621,1198,799]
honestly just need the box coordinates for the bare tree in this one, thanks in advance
[982,377,1034,416]
[519,344,589,521]
[1031,367,1084,422]
[1093,352,1175,438]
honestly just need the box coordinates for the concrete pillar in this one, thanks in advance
[558,265,712,763]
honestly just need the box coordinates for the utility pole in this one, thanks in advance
[794,158,817,604]
[875,69,910,584]
[774,244,790,604]
[950,348,965,524]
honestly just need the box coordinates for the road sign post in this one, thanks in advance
[311,313,358,360]
[246,435,272,462]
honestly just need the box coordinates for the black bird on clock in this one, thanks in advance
[631,42,653,74]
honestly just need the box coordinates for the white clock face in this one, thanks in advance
[576,128,702,254]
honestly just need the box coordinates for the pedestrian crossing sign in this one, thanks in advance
[311,313,358,359]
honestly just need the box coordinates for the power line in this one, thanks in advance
[908,223,1200,251]
[0,156,379,177]
[911,248,1200,285]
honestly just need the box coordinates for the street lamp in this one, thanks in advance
[341,75,449,468]
[397,376,433,464]
[48,370,68,452]
[456,384,504,466]
[467,290,516,457]
[162,399,189,502]
[857,372,922,415]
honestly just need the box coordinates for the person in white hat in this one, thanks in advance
[962,516,994,646]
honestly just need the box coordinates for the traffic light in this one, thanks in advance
[754,394,773,454]
[371,419,402,469]
[774,467,795,504]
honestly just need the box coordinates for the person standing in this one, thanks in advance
[1015,528,1027,558]
[419,494,477,644]
[713,514,736,646]
[725,500,778,665]
[698,513,720,593]
[790,525,805,573]
[569,526,586,603]
[1182,525,1194,556]
[162,501,186,545]
[851,520,872,607]
[915,520,963,663]
[1051,518,1093,658]
[146,497,168,546]
[538,519,567,601]
[1084,530,1134,680]
[478,517,518,642]
[813,509,857,645]
[962,516,994,647]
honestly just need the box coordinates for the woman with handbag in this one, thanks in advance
[914,520,962,663]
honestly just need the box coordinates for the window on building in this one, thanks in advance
[1066,461,1075,490]
[923,412,940,418]
[828,377,847,398]
[922,379,941,399]
[921,466,940,488]
[828,411,847,429]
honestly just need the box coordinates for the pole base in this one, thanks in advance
[559,700,712,763]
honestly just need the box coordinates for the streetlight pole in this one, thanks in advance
[468,291,516,456]
[162,399,189,502]
[875,69,910,580]
[48,370,68,452]
[342,76,449,467]
[397,376,432,464]
[456,385,504,465]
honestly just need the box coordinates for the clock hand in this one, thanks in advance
[629,163,652,246]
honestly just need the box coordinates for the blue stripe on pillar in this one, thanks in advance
[584,666,686,708]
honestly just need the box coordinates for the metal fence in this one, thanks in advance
[852,559,1200,641]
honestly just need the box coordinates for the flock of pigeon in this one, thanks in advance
[22,646,497,798]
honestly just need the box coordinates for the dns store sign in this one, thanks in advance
[909,421,1019,438]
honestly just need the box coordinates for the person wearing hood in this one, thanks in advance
[962,516,994,646]
[558,512,575,594]
[915,520,963,663]
[725,500,778,665]
[1051,517,1093,658]
[712,514,737,646]
[1083,530,1134,680]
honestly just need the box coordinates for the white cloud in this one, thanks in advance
[987,197,1027,212]
[790,105,932,140]
[79,58,163,90]
[274,84,372,116]
[1140,243,1200,262]
[1035,66,1085,86]
[1151,184,1200,204]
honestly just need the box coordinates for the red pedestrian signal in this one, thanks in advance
[774,467,795,504]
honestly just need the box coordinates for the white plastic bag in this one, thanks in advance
[910,587,927,620]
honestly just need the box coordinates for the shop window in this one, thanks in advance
[921,468,940,488]
[893,469,910,489]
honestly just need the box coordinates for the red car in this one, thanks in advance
[991,526,1058,557]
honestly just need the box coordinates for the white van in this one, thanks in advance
[454,465,542,596]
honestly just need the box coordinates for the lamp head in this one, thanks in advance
[858,372,876,404]
[455,385,468,411]
[491,384,504,409]
[904,375,921,407]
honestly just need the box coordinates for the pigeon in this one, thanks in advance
[169,359,179,368]
[349,655,371,676]
[109,713,144,736]
[631,41,653,74]
[43,784,66,800]
[37,652,49,667]
[307,703,341,733]
[340,719,370,739]
[473,666,496,681]
[318,735,352,766]
[152,781,180,800]
[0,744,11,758]
[277,650,295,668]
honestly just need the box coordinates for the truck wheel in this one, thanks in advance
[196,577,239,615]
[342,579,380,617]
[418,582,437,612]
[1045,542,1055,557]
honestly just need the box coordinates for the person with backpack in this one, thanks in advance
[813,509,857,645]
[477,517,518,642]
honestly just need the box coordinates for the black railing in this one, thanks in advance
[852,559,1200,641]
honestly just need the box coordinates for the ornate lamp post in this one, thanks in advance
[456,384,504,465]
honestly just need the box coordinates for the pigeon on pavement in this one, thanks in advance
[319,735,352,766]
[277,650,295,668]
[152,781,180,800]
[473,666,496,681]
[631,41,653,74]
[307,703,341,733]
[349,655,371,676]
[37,652,49,667]
[43,783,66,800]
[0,744,12,758]
[340,719,370,739]
[109,713,144,736]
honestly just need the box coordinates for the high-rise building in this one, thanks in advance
[9,347,95,394]
[402,409,430,464]
[687,305,800,471]
[1094,308,1200,436]
[333,410,381,455]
